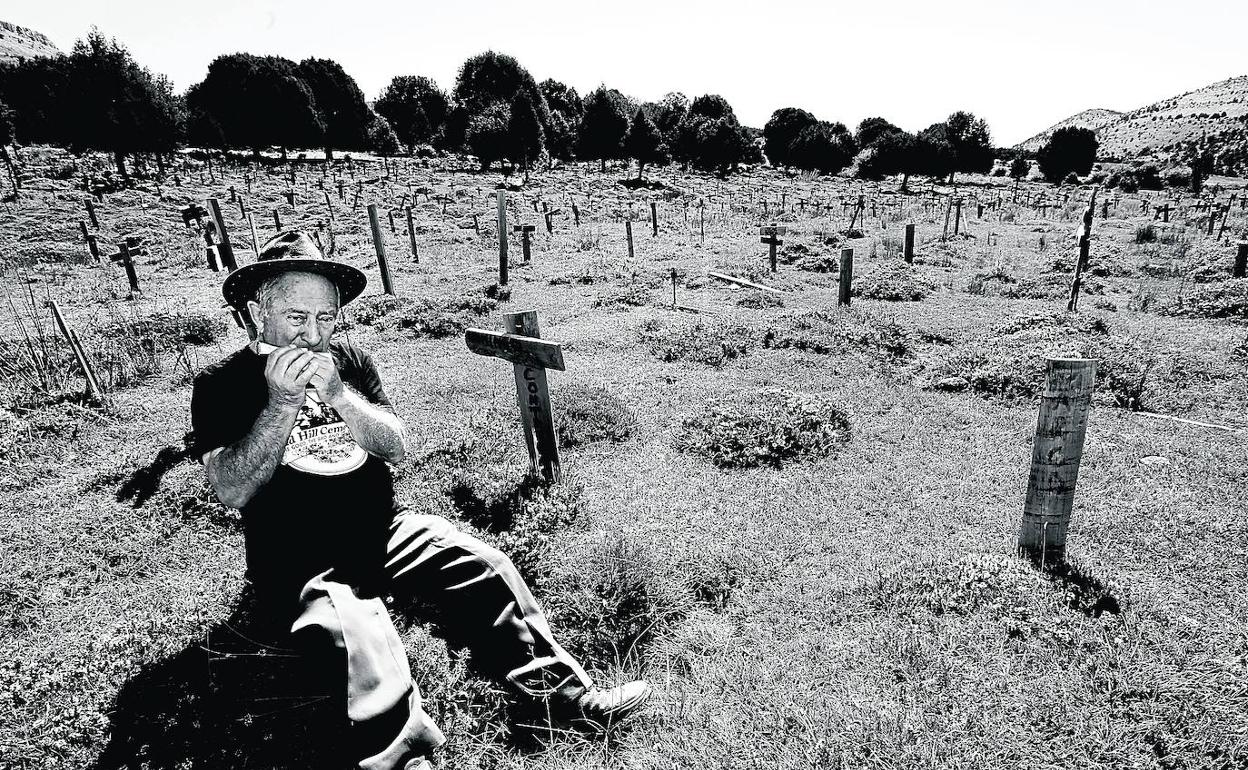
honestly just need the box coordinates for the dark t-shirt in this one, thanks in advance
[190,340,399,602]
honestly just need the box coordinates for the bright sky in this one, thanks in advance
[9,0,1246,145]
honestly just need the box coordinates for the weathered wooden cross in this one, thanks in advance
[465,310,565,483]
[180,203,207,230]
[760,225,785,272]
[109,236,148,295]
[513,223,536,263]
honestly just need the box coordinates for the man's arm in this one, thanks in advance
[205,347,319,508]
[324,387,408,464]
[311,351,407,463]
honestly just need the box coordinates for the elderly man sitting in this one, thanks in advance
[191,231,649,770]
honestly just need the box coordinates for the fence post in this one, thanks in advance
[1018,358,1097,567]
[904,223,915,264]
[1235,241,1247,278]
[497,190,508,285]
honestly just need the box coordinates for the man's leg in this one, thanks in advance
[382,511,592,697]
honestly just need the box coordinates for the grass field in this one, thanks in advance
[1,147,1246,769]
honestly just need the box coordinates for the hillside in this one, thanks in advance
[0,20,61,64]
[1016,108,1124,153]
[1095,75,1248,161]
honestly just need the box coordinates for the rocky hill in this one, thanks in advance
[0,20,61,64]
[1016,108,1124,153]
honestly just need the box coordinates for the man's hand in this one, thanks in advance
[264,346,318,408]
[309,352,346,404]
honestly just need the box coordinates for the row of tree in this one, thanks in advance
[0,27,1101,185]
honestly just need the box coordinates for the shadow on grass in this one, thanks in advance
[114,438,193,508]
[87,589,355,770]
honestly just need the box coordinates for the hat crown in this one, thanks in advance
[258,230,323,262]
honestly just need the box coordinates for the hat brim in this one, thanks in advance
[222,259,369,310]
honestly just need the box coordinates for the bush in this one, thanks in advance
[737,291,784,309]
[1163,167,1191,188]
[347,294,496,337]
[1164,281,1248,319]
[762,309,914,363]
[852,264,936,301]
[593,284,651,308]
[552,384,637,448]
[1134,224,1157,243]
[98,310,228,346]
[637,318,754,366]
[675,389,851,469]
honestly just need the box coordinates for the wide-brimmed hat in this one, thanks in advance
[221,230,367,309]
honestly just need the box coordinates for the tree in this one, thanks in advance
[762,107,817,168]
[367,113,401,157]
[1036,127,1098,183]
[1008,153,1030,179]
[539,79,582,164]
[63,28,184,179]
[647,92,689,150]
[856,130,920,189]
[507,92,545,179]
[186,53,323,158]
[374,75,449,151]
[576,86,630,172]
[943,110,994,179]
[465,101,510,172]
[0,57,75,147]
[449,51,549,149]
[624,108,668,179]
[855,116,903,149]
[297,58,372,160]
[673,94,756,173]
[788,120,856,174]
[916,122,957,181]
[0,98,15,193]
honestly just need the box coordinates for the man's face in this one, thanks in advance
[247,272,339,352]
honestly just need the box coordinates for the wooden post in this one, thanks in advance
[904,223,916,264]
[571,200,580,226]
[247,213,260,258]
[626,220,634,259]
[110,238,144,294]
[86,234,100,262]
[1068,190,1097,312]
[1235,241,1247,278]
[1018,358,1097,567]
[1208,209,1218,236]
[273,210,282,231]
[953,198,962,236]
[650,201,658,237]
[205,198,238,271]
[497,190,508,285]
[670,268,678,308]
[838,248,853,307]
[406,206,419,263]
[367,204,395,295]
[48,299,103,401]
[388,208,396,235]
[85,198,99,229]
[465,312,564,483]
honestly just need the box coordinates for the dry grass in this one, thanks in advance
[1,146,1246,770]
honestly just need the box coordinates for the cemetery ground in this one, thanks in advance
[0,147,1246,769]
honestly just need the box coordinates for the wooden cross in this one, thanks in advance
[760,225,785,273]
[109,236,147,294]
[544,209,561,234]
[180,203,207,230]
[513,224,536,263]
[465,310,564,483]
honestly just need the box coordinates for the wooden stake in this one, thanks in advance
[626,220,634,259]
[1235,241,1247,278]
[904,223,916,263]
[1018,358,1097,567]
[406,206,419,263]
[48,298,103,401]
[497,190,508,285]
[838,248,853,306]
[366,203,395,295]
[85,198,99,229]
[650,201,658,237]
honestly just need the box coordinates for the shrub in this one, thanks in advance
[552,384,637,448]
[762,310,913,363]
[852,263,936,301]
[347,294,496,337]
[593,284,651,308]
[675,389,851,469]
[1134,224,1157,243]
[637,318,754,367]
[98,310,228,346]
[737,291,784,309]
[1163,281,1248,319]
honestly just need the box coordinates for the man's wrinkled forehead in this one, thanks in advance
[258,272,340,309]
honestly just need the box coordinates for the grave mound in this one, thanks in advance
[674,389,851,469]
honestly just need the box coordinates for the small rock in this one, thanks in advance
[1140,455,1170,466]
[934,376,969,392]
